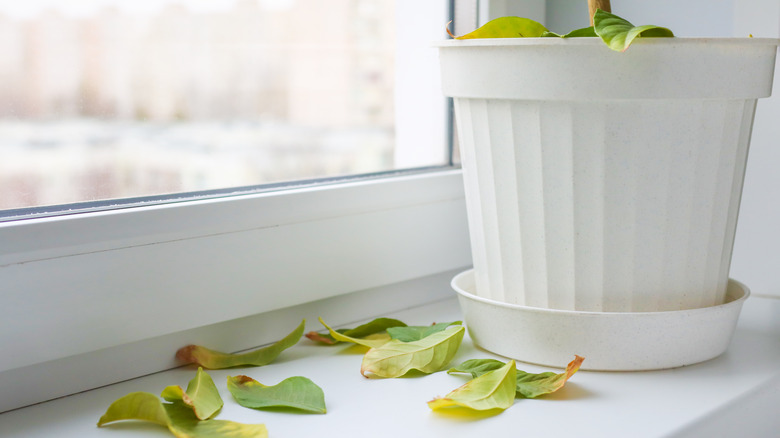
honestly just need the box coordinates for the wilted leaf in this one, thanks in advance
[386,321,461,342]
[318,317,389,348]
[515,355,584,398]
[454,16,548,39]
[161,367,222,420]
[340,317,406,337]
[360,326,465,378]
[593,9,673,52]
[428,360,516,411]
[98,392,170,428]
[176,320,304,369]
[447,358,506,378]
[227,375,326,414]
[449,356,585,398]
[97,392,267,438]
[306,317,406,345]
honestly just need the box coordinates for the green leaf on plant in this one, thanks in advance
[449,10,673,52]
[449,355,585,398]
[541,26,597,38]
[386,321,462,342]
[454,16,548,39]
[360,326,465,378]
[176,320,305,369]
[306,317,406,345]
[161,367,223,420]
[227,375,326,414]
[593,9,674,52]
[97,392,267,438]
[318,317,390,349]
[563,26,598,38]
[428,360,517,412]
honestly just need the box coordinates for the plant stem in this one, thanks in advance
[588,0,611,25]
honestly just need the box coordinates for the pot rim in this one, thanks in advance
[434,36,780,48]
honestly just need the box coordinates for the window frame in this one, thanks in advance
[0,0,493,413]
[0,167,471,412]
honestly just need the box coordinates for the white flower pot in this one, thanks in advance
[438,38,778,312]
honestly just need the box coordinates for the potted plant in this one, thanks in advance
[438,1,778,370]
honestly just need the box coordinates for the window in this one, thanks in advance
[0,0,451,218]
[0,0,473,412]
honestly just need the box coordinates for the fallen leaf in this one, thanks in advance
[97,392,267,438]
[449,355,585,398]
[98,392,169,428]
[515,355,584,398]
[360,326,465,378]
[161,367,222,420]
[386,321,462,342]
[428,360,517,412]
[176,320,304,369]
[593,9,674,52]
[306,317,406,345]
[227,375,326,414]
[447,358,506,378]
[318,317,389,348]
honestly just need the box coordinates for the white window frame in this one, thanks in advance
[0,168,472,412]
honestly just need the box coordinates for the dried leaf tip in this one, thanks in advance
[175,345,197,363]
[569,355,585,372]
[305,331,337,344]
[446,20,456,38]
[232,375,255,385]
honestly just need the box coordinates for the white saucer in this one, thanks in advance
[452,269,750,371]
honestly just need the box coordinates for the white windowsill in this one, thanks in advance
[0,169,472,412]
[2,286,778,437]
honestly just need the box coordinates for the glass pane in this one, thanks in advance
[0,0,450,212]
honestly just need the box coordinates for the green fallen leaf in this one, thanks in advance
[515,355,584,398]
[428,360,517,412]
[98,392,169,428]
[306,317,406,345]
[161,367,223,420]
[593,9,674,52]
[449,355,585,398]
[97,392,267,438]
[454,16,548,39]
[360,326,465,378]
[318,317,389,349]
[448,358,506,378]
[176,319,304,369]
[386,321,462,342]
[227,375,326,414]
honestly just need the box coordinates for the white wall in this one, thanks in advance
[545,0,735,36]
[729,1,780,298]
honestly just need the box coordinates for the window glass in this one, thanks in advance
[0,0,451,213]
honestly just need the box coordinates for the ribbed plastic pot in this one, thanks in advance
[437,38,778,312]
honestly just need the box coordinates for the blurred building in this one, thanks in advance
[0,0,397,211]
